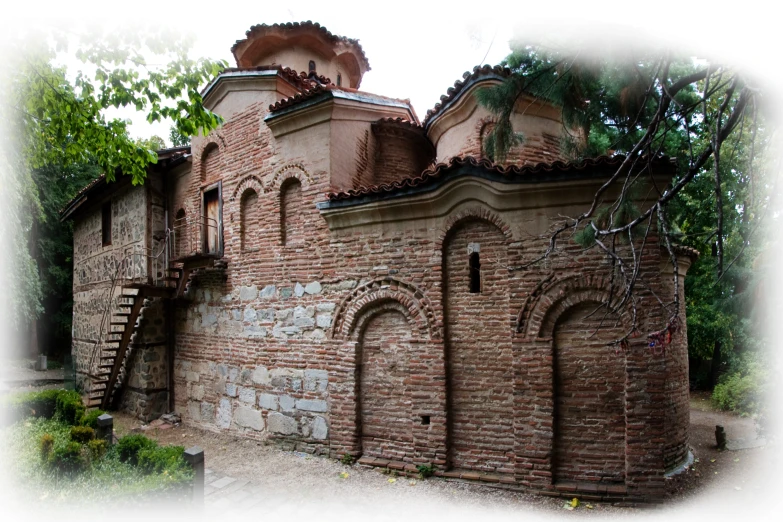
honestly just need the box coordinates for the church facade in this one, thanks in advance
[63,22,694,501]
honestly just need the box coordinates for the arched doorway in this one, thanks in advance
[357,308,414,460]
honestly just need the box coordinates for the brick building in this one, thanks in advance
[61,21,696,501]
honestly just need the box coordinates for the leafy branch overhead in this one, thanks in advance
[6,28,227,185]
[477,43,776,352]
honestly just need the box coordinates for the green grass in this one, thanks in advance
[3,417,193,506]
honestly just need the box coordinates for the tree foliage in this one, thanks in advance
[478,43,778,377]
[1,28,226,337]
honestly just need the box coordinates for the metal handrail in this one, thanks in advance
[169,215,220,261]
[86,212,221,388]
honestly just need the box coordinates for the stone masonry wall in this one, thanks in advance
[72,184,148,391]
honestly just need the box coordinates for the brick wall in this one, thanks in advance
[69,73,692,500]
[444,219,514,474]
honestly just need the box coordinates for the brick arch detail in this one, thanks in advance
[195,133,229,184]
[475,116,497,159]
[517,273,633,339]
[331,278,439,341]
[266,163,313,192]
[436,206,513,252]
[230,175,264,202]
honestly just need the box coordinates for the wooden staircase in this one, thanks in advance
[87,258,215,410]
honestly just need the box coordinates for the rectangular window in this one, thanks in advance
[101,201,112,246]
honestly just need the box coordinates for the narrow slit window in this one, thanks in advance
[101,201,112,246]
[469,252,481,293]
[336,73,342,86]
[309,60,316,73]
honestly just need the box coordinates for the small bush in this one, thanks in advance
[87,439,108,460]
[49,441,85,473]
[4,389,63,419]
[712,355,768,415]
[416,463,435,478]
[116,434,158,466]
[340,454,355,466]
[40,433,55,461]
[137,445,190,478]
[70,426,95,444]
[80,409,106,429]
[55,390,85,426]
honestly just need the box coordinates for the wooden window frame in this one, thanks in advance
[200,180,223,256]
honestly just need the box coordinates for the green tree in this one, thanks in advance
[477,43,776,385]
[1,27,226,345]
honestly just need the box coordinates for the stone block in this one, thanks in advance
[316,315,332,328]
[239,285,258,301]
[258,393,278,410]
[243,307,257,322]
[279,395,296,412]
[251,366,270,385]
[304,281,322,294]
[260,285,276,298]
[234,406,264,431]
[267,412,297,435]
[216,398,232,428]
[187,401,201,421]
[238,387,256,404]
[316,303,336,312]
[294,317,315,328]
[200,402,215,422]
[225,383,238,397]
[296,399,327,412]
[312,416,328,440]
[294,283,305,297]
[191,385,205,401]
[186,371,200,383]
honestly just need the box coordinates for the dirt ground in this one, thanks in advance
[106,391,775,518]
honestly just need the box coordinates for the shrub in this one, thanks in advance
[712,355,768,415]
[137,445,191,479]
[87,439,108,460]
[116,434,158,466]
[80,409,106,429]
[340,454,355,466]
[4,389,63,419]
[49,441,85,473]
[70,426,95,444]
[40,433,55,461]
[55,390,85,426]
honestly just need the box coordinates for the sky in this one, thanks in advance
[7,0,783,144]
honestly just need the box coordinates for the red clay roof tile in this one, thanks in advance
[422,65,512,128]
[232,21,370,72]
[326,154,676,202]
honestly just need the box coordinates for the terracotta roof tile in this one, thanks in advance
[373,117,424,129]
[268,85,414,115]
[232,21,370,71]
[327,154,676,202]
[201,65,326,97]
[423,65,512,128]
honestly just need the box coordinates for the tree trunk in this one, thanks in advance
[709,339,722,389]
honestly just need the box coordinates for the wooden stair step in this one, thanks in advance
[110,321,129,326]
[114,312,133,317]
